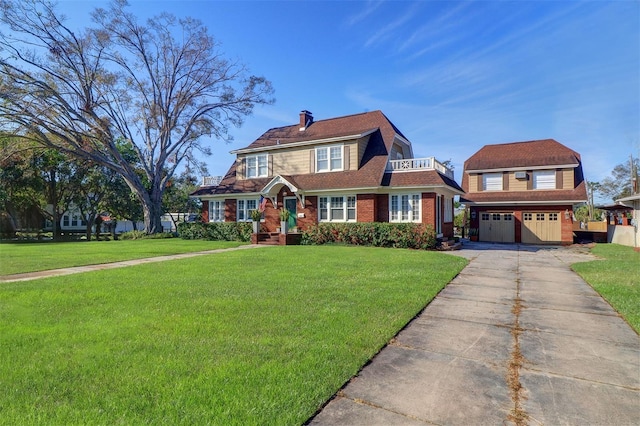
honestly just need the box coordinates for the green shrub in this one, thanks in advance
[177,222,252,242]
[118,230,148,240]
[144,232,177,239]
[301,223,436,250]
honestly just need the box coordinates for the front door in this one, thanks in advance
[284,197,297,230]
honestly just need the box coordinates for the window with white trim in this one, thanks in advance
[482,173,503,191]
[318,195,356,222]
[444,196,453,222]
[208,200,224,222]
[246,154,268,178]
[390,194,421,222]
[237,199,258,222]
[533,170,555,189]
[316,145,343,172]
[62,214,86,227]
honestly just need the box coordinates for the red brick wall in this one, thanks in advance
[201,200,209,222]
[376,194,389,222]
[442,222,454,237]
[357,194,376,222]
[298,196,317,231]
[225,199,236,222]
[422,193,436,229]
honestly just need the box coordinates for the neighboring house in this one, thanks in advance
[191,110,463,237]
[615,194,640,248]
[461,139,587,245]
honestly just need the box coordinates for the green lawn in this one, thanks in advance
[572,244,640,333]
[0,245,467,425]
[0,239,245,276]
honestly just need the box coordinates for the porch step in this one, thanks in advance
[256,232,280,245]
[438,238,462,251]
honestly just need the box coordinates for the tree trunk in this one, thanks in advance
[85,213,95,241]
[142,201,164,234]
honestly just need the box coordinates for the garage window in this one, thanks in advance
[533,170,556,189]
[524,213,532,221]
[536,213,545,220]
[481,213,490,220]
[549,213,558,221]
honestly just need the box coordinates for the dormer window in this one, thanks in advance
[316,145,343,172]
[532,170,556,189]
[482,173,503,191]
[247,154,268,178]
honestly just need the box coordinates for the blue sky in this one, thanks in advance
[59,1,639,199]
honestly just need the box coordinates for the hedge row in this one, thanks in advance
[177,222,252,242]
[301,222,437,250]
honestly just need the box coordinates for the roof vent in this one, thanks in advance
[299,110,313,131]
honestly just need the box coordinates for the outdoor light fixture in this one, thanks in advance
[471,211,476,220]
[565,209,570,220]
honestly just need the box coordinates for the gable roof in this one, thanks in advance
[232,110,407,153]
[464,139,581,172]
[191,110,463,197]
[460,139,587,204]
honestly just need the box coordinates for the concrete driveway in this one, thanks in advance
[310,242,640,425]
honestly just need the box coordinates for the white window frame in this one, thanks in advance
[318,195,356,222]
[246,154,268,178]
[482,173,503,191]
[389,193,421,223]
[208,200,224,223]
[237,198,259,222]
[444,196,453,223]
[533,170,556,189]
[316,145,343,172]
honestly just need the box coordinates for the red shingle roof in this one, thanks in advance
[464,139,581,171]
[238,110,407,151]
[192,110,463,196]
[460,139,587,204]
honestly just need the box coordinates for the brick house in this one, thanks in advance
[461,139,587,244]
[191,110,463,237]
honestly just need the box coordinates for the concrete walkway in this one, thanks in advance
[310,242,640,425]
[0,244,275,283]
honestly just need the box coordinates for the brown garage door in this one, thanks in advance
[522,212,561,244]
[479,212,515,243]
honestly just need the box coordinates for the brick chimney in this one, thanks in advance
[299,110,313,131]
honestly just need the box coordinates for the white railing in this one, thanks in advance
[386,157,454,179]
[202,176,223,186]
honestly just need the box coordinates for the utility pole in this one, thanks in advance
[631,154,638,194]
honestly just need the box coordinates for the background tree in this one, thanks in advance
[573,205,604,224]
[0,0,274,233]
[598,157,639,202]
[0,137,44,235]
[71,162,124,240]
[33,149,88,239]
[162,169,201,231]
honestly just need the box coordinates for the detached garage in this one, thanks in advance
[521,212,561,244]
[461,139,588,245]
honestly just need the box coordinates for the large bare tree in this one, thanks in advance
[0,0,274,232]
